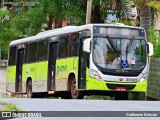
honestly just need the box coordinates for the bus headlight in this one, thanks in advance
[91,69,102,80]
[139,77,145,82]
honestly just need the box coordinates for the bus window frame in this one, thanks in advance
[24,43,28,64]
[37,39,48,62]
[8,45,17,66]
[57,35,70,59]
[27,41,38,63]
[69,32,80,57]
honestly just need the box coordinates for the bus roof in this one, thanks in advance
[9,24,144,46]
[36,26,78,35]
[10,25,87,46]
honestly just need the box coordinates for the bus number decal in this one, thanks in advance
[126,78,137,82]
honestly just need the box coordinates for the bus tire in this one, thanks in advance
[70,78,84,99]
[27,81,32,98]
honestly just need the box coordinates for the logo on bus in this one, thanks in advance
[119,78,123,81]
[57,65,67,72]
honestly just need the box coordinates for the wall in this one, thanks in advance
[147,58,160,100]
[154,12,160,35]
[0,60,7,94]
[0,66,6,81]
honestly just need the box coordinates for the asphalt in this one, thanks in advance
[0,99,160,120]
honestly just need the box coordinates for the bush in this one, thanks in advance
[149,27,157,49]
[123,21,136,26]
[148,27,160,58]
[154,38,160,57]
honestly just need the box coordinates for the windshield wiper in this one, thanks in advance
[94,34,118,54]
[126,43,129,60]
[126,37,134,60]
[116,41,119,61]
[105,35,117,53]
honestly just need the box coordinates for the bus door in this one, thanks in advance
[78,39,88,89]
[48,42,57,91]
[16,48,24,93]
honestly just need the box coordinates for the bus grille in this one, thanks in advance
[106,83,136,90]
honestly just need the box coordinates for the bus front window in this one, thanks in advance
[93,37,146,71]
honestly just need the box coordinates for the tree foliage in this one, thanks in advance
[0,0,88,59]
[1,0,160,59]
[133,0,160,27]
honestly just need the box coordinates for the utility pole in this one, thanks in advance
[86,0,92,24]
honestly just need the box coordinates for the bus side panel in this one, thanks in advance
[22,63,36,93]
[55,57,78,91]
[6,66,16,93]
[34,61,48,92]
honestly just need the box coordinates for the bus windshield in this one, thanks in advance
[93,36,146,71]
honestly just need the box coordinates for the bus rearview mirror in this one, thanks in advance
[147,42,153,56]
[83,38,91,53]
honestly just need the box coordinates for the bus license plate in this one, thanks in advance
[115,87,126,91]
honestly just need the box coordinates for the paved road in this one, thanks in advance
[1,98,160,111]
[0,98,160,120]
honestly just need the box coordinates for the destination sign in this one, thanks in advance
[94,27,145,37]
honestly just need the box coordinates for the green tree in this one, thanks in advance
[0,0,87,58]
[133,0,160,38]
[0,8,8,24]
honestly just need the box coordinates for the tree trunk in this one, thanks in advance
[48,14,54,30]
[0,1,2,8]
[140,5,151,38]
[86,0,92,24]
[92,5,101,23]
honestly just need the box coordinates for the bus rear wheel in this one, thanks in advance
[70,78,84,99]
[27,81,32,98]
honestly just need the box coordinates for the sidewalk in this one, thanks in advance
[0,80,8,98]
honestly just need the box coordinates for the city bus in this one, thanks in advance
[6,24,153,99]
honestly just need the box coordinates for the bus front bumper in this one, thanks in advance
[86,78,147,92]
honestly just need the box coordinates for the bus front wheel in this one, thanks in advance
[27,81,32,98]
[70,78,84,99]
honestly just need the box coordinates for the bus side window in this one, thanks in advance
[37,40,48,61]
[24,44,28,63]
[28,42,38,63]
[58,36,69,58]
[69,33,79,57]
[8,46,16,66]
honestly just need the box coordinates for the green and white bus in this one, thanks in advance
[6,24,153,99]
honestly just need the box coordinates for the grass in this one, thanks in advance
[84,92,146,100]
[84,95,111,100]
[0,102,20,111]
[0,95,10,98]
[44,96,59,99]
